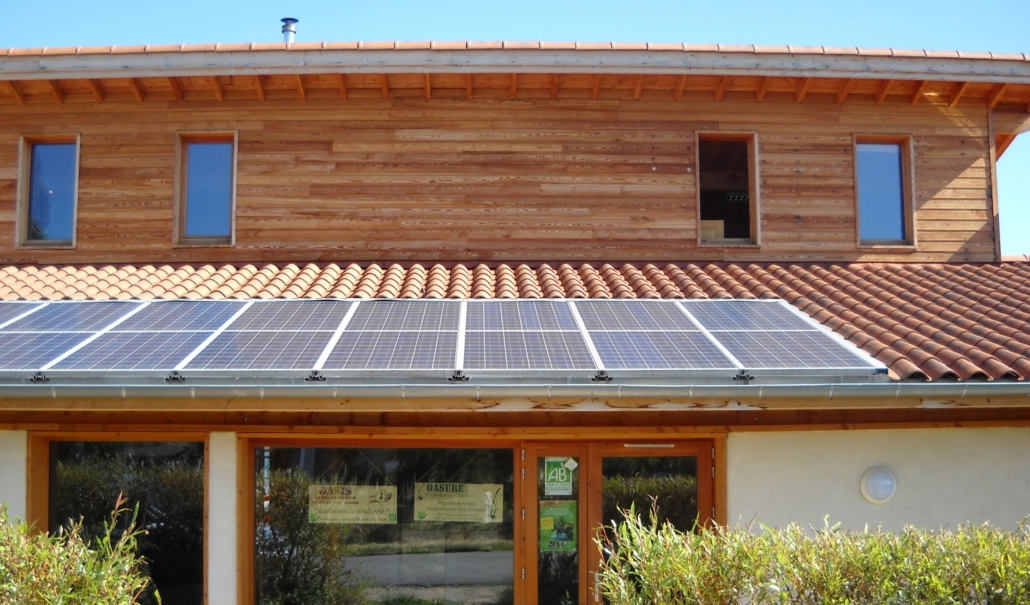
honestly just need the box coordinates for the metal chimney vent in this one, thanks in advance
[281,18,299,43]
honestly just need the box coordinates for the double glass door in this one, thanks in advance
[525,441,713,604]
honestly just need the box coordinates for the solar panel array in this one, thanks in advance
[0,298,884,378]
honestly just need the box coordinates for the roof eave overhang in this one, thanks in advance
[3,49,1030,85]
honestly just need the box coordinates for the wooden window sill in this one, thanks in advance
[18,242,75,250]
[700,239,760,249]
[857,242,917,252]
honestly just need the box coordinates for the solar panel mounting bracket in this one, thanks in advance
[592,370,613,383]
[165,371,186,383]
[448,370,470,382]
[732,369,755,384]
[305,371,327,382]
[30,371,48,384]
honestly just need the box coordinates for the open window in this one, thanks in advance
[696,133,759,246]
[18,136,79,248]
[176,133,237,246]
[855,137,915,247]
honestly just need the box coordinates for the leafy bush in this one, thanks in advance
[598,505,1030,605]
[0,500,156,605]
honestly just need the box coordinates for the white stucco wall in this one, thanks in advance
[727,427,1030,531]
[208,432,237,605]
[0,430,26,520]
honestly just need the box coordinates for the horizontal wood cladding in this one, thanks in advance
[0,93,998,264]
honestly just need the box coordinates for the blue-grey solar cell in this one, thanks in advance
[347,300,460,332]
[574,300,697,331]
[1,301,140,332]
[52,331,213,370]
[113,301,246,332]
[0,302,44,327]
[464,331,596,370]
[466,301,578,331]
[713,331,872,369]
[0,332,90,370]
[682,300,815,331]
[228,300,352,331]
[185,331,333,370]
[322,331,458,370]
[591,331,736,370]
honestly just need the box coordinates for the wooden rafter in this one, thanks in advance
[167,77,182,102]
[45,80,64,103]
[633,75,644,100]
[465,74,472,99]
[674,75,687,101]
[3,80,24,104]
[252,76,264,101]
[381,74,389,99]
[949,81,970,107]
[86,79,104,102]
[997,133,1017,157]
[715,76,729,101]
[876,79,894,105]
[509,73,517,99]
[836,78,855,104]
[796,77,812,103]
[336,74,347,100]
[424,74,431,99]
[294,74,306,100]
[128,77,145,102]
[756,76,770,102]
[987,83,1009,109]
[592,74,602,100]
[911,80,929,105]
[209,76,222,102]
[550,74,559,100]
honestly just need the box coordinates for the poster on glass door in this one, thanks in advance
[539,500,577,552]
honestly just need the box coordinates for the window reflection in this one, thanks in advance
[27,142,76,243]
[184,141,233,239]
[857,142,907,243]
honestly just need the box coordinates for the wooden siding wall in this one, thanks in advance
[0,90,997,264]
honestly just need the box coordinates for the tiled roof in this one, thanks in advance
[2,42,1028,62]
[2,261,1029,383]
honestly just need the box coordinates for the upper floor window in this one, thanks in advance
[697,133,759,245]
[855,139,914,246]
[20,138,78,247]
[177,134,236,245]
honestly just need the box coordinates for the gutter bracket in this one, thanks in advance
[165,371,186,383]
[305,371,326,382]
[30,371,48,384]
[449,370,470,382]
[733,370,755,385]
[592,371,613,383]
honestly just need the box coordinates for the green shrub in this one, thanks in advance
[598,505,1030,605]
[0,500,157,605]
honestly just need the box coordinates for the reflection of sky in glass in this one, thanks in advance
[185,142,233,238]
[857,143,906,242]
[28,143,76,242]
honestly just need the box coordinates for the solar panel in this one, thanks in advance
[0,332,93,370]
[0,302,44,327]
[52,331,215,370]
[1,302,139,332]
[113,301,246,332]
[712,331,872,369]
[681,300,815,331]
[463,331,596,370]
[185,331,334,370]
[590,331,737,370]
[346,300,460,331]
[466,301,578,331]
[574,300,697,331]
[228,300,353,331]
[322,331,457,370]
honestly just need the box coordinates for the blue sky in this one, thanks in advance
[6,0,1029,254]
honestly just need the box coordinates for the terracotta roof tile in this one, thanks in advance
[1,261,1028,382]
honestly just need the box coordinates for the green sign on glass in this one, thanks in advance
[544,457,576,496]
[539,500,577,553]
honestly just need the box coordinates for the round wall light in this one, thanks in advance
[860,466,896,504]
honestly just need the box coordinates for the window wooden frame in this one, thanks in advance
[174,131,238,247]
[16,134,81,249]
[854,135,917,249]
[695,131,761,247]
[26,432,210,599]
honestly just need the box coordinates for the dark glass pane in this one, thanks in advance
[255,447,514,605]
[184,142,233,238]
[538,456,579,605]
[857,143,906,242]
[698,138,751,240]
[27,143,76,242]
[49,441,205,605]
[601,456,698,535]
